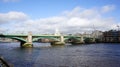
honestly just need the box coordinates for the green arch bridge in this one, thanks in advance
[0,33,96,48]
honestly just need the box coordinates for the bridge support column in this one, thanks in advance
[71,36,85,45]
[80,36,85,43]
[51,35,65,46]
[21,43,33,48]
[20,41,25,47]
[21,32,33,48]
[92,38,96,43]
[84,38,96,44]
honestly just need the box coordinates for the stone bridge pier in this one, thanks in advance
[21,32,33,48]
[69,36,85,44]
[50,35,65,46]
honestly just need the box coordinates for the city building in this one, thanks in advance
[102,30,120,43]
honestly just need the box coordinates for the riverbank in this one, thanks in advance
[0,56,13,67]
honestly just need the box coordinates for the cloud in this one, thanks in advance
[0,11,28,23]
[0,5,118,34]
[1,0,19,2]
[101,5,115,13]
[63,7,101,19]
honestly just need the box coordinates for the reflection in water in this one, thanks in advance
[0,42,120,67]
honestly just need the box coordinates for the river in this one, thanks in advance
[0,42,120,67]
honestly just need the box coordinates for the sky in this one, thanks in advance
[0,0,120,34]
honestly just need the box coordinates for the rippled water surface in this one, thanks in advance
[0,42,120,67]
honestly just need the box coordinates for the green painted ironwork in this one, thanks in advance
[32,37,59,42]
[0,34,84,43]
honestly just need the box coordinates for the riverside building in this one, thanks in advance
[102,30,120,43]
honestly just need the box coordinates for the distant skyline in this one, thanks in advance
[0,0,120,34]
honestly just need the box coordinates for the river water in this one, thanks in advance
[0,43,120,67]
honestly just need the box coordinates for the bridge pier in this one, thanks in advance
[51,35,65,46]
[20,41,33,48]
[78,36,85,44]
[20,32,33,48]
[70,36,85,45]
[20,41,25,47]
[21,43,33,48]
[84,38,96,44]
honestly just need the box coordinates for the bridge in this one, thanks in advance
[0,32,96,48]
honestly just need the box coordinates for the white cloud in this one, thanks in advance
[63,7,100,19]
[67,17,90,26]
[0,11,28,23]
[0,5,118,34]
[101,5,115,13]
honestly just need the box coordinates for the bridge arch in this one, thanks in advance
[10,37,27,43]
[0,36,26,43]
[32,37,59,42]
[64,36,81,42]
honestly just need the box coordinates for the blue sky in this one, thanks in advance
[0,0,120,19]
[0,0,120,34]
